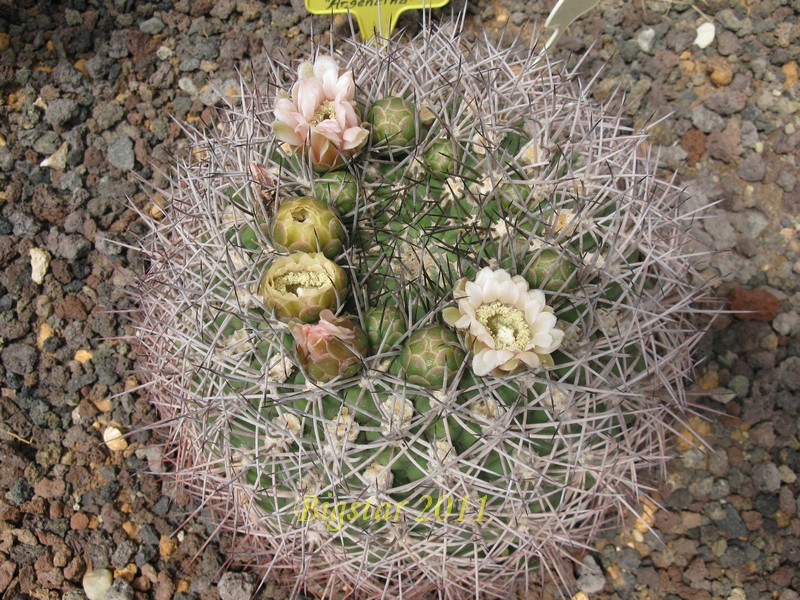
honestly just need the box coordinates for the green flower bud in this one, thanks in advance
[522,249,578,292]
[423,138,459,178]
[259,252,348,323]
[368,96,417,151]
[270,197,346,259]
[364,305,407,352]
[399,325,465,389]
[313,171,358,216]
[289,310,369,383]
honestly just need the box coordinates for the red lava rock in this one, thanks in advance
[730,287,780,321]
[742,510,763,531]
[771,564,795,586]
[683,557,708,584]
[31,184,69,225]
[70,512,89,530]
[63,556,84,582]
[49,501,64,519]
[19,498,46,515]
[656,510,681,533]
[0,561,15,594]
[0,504,20,522]
[33,478,66,500]
[55,294,88,321]
[682,129,706,165]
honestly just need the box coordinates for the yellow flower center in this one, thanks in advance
[311,101,336,126]
[475,301,531,350]
[273,271,329,296]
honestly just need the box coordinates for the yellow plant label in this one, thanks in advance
[305,0,450,41]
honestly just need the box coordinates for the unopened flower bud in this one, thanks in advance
[423,138,459,178]
[270,197,346,259]
[398,325,465,389]
[522,249,578,292]
[368,96,417,152]
[313,171,358,216]
[364,305,407,352]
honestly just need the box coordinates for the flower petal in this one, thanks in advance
[472,348,514,376]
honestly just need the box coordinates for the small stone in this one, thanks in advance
[218,572,255,600]
[107,136,135,171]
[40,141,69,170]
[730,288,780,321]
[139,17,165,35]
[45,98,79,129]
[2,343,37,374]
[105,577,135,600]
[156,45,173,60]
[730,210,768,238]
[158,535,178,559]
[577,555,605,594]
[729,588,746,600]
[178,77,198,97]
[103,426,129,452]
[637,28,655,53]
[773,311,800,336]
[691,106,725,133]
[71,512,89,530]
[728,374,750,398]
[711,63,734,86]
[737,153,766,182]
[682,129,706,164]
[706,89,748,116]
[83,568,113,600]
[694,22,715,49]
[30,247,51,284]
[779,464,796,484]
[778,357,800,391]
[752,462,781,493]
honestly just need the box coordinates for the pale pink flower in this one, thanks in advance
[272,56,369,170]
[288,310,369,382]
[292,310,356,362]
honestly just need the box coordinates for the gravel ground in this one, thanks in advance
[0,0,799,598]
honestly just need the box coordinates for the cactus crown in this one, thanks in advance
[137,22,706,598]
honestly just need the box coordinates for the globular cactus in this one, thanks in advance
[136,22,707,599]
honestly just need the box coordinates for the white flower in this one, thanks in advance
[443,267,564,376]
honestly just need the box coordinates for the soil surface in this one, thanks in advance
[0,0,799,599]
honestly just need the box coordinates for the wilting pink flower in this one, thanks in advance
[289,310,369,382]
[273,56,369,170]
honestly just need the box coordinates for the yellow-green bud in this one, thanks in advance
[270,197,346,259]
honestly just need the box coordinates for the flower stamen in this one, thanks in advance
[274,271,329,296]
[475,301,531,350]
[311,101,337,126]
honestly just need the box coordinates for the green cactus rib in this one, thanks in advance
[137,25,709,599]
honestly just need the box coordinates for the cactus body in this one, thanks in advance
[138,24,707,599]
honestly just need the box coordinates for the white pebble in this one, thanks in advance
[82,568,113,600]
[694,22,716,49]
[29,248,51,285]
[156,45,173,60]
[178,77,198,97]
[103,426,129,451]
[637,28,655,53]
